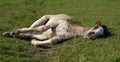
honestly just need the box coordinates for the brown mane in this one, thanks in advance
[66,18,83,26]
[101,25,110,36]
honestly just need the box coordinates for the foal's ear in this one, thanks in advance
[95,21,101,26]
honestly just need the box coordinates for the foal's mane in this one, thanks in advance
[101,25,110,36]
[66,18,83,26]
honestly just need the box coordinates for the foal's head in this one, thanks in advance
[84,21,109,40]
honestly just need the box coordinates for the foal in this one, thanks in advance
[3,14,109,46]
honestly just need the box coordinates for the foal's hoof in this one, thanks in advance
[31,39,39,46]
[3,32,11,37]
[3,32,15,37]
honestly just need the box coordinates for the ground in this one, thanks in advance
[0,0,120,62]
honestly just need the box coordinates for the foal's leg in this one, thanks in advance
[3,25,47,37]
[13,15,52,34]
[3,23,56,38]
[15,29,53,40]
[14,16,58,34]
[31,35,72,46]
[31,39,52,46]
[3,15,51,36]
[15,25,49,34]
[30,15,52,28]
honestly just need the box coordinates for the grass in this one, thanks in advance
[0,0,120,62]
[0,0,25,5]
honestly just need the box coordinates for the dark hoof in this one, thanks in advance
[3,32,15,37]
[3,32,11,37]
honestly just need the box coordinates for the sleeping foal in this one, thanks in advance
[3,14,109,46]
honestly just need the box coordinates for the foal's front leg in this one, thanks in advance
[3,15,50,36]
[30,15,52,28]
[13,15,52,34]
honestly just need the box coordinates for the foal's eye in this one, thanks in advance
[93,26,99,30]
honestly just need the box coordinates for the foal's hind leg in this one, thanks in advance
[3,22,55,37]
[3,28,53,40]
[14,25,51,35]
[3,31,15,37]
[15,29,53,40]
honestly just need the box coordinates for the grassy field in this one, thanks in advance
[0,0,120,62]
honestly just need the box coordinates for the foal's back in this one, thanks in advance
[47,14,81,26]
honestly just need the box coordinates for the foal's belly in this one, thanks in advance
[55,24,69,36]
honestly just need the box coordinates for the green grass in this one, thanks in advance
[0,0,25,5]
[0,0,120,62]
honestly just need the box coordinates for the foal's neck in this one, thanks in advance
[76,25,91,36]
